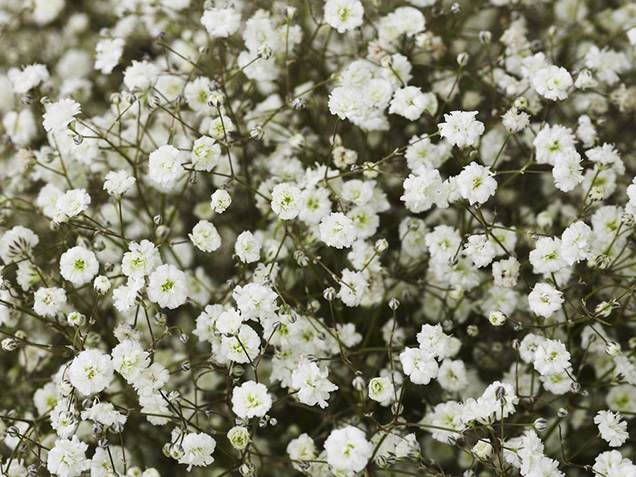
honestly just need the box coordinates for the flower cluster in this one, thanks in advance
[0,0,636,476]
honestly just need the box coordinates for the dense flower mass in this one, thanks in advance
[0,0,636,476]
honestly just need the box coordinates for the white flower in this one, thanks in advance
[189,220,222,253]
[0,226,39,263]
[81,402,127,427]
[148,145,184,191]
[3,109,37,146]
[47,436,90,477]
[502,107,530,133]
[456,163,497,205]
[585,46,630,86]
[553,150,584,192]
[292,360,338,408]
[43,98,81,132]
[123,60,160,91]
[560,221,592,265]
[533,339,571,376]
[215,308,243,336]
[32,0,65,25]
[529,237,567,274]
[271,183,302,220]
[222,324,261,363]
[320,212,357,249]
[438,111,485,147]
[208,114,235,139]
[54,189,91,224]
[341,180,373,206]
[111,340,150,383]
[532,65,573,101]
[90,446,125,477]
[324,425,372,472]
[68,349,113,396]
[595,411,629,447]
[368,377,394,402]
[328,86,362,120]
[211,189,232,214]
[472,441,493,460]
[104,170,136,197]
[287,433,317,468]
[33,287,67,317]
[139,392,170,426]
[378,6,426,45]
[528,283,564,318]
[95,38,125,74]
[121,240,161,279]
[135,362,170,396]
[438,359,469,392]
[338,268,368,307]
[232,381,272,419]
[575,68,597,90]
[533,124,576,166]
[8,64,49,94]
[462,234,496,268]
[201,7,241,38]
[593,450,636,477]
[401,167,445,213]
[178,432,216,471]
[233,283,279,320]
[60,246,99,285]
[191,136,221,172]
[417,324,451,358]
[324,0,364,33]
[399,347,439,385]
[147,264,189,309]
[389,86,432,121]
[300,187,331,225]
[235,230,262,263]
[227,426,250,450]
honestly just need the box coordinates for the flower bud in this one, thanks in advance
[374,238,388,253]
[227,426,250,450]
[537,211,553,229]
[154,313,167,326]
[478,31,492,44]
[207,91,225,107]
[1,338,18,352]
[294,250,309,267]
[250,126,264,140]
[239,463,256,476]
[323,287,336,301]
[67,312,85,327]
[292,98,305,110]
[58,379,73,397]
[168,443,184,459]
[605,341,621,356]
[257,44,272,60]
[489,311,507,326]
[534,417,548,432]
[352,375,366,391]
